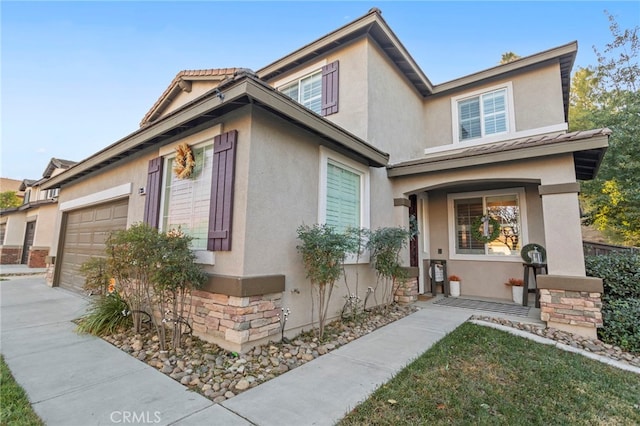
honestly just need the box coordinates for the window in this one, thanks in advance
[277,61,339,116]
[319,149,369,234]
[449,188,527,259]
[23,189,30,204]
[458,89,507,141]
[160,143,214,250]
[46,188,59,199]
[452,83,514,143]
[280,71,322,114]
[0,223,6,245]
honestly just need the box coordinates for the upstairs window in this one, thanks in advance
[458,89,507,140]
[281,71,322,114]
[452,83,514,143]
[278,61,339,116]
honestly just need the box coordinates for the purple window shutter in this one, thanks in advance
[143,157,163,228]
[208,130,238,251]
[321,61,339,116]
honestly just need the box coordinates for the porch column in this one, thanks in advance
[393,198,418,303]
[538,183,585,276]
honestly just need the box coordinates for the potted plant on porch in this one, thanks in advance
[505,278,524,303]
[448,275,461,297]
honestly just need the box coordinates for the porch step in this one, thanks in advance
[434,297,530,317]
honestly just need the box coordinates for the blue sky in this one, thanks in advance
[2,1,638,181]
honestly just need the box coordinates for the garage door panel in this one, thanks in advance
[58,199,129,293]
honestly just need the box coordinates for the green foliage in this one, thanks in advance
[586,251,640,353]
[570,12,640,245]
[499,51,520,64]
[339,323,640,425]
[367,226,411,305]
[0,191,22,209]
[585,251,640,300]
[296,224,352,339]
[80,223,206,350]
[153,228,207,349]
[599,299,640,354]
[1,355,44,426]
[79,257,110,295]
[76,292,132,336]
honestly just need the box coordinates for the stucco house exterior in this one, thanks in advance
[0,158,75,267]
[43,9,608,351]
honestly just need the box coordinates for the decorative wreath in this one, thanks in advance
[173,142,196,179]
[520,243,547,264]
[471,215,502,244]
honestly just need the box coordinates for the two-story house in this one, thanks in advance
[42,9,608,351]
[0,158,75,267]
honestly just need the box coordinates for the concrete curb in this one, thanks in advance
[470,319,640,375]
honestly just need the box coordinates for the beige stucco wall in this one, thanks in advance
[242,108,396,334]
[160,80,222,119]
[1,211,27,246]
[392,153,583,298]
[423,62,566,149]
[29,204,58,249]
[366,40,426,162]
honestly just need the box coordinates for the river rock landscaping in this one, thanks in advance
[101,304,639,404]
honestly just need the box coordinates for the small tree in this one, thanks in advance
[367,227,411,306]
[341,227,369,320]
[153,228,207,349]
[0,191,22,208]
[106,223,163,336]
[296,224,351,339]
[79,256,110,295]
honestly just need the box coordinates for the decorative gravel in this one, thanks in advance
[102,304,418,403]
[101,305,639,404]
[471,315,640,368]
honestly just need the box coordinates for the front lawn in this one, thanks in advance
[340,323,640,425]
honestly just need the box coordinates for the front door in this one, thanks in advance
[21,221,36,264]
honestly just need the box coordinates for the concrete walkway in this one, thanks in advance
[0,276,514,426]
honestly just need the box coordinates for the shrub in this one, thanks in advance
[585,250,640,300]
[586,251,640,353]
[297,224,352,339]
[76,292,132,336]
[79,257,110,295]
[367,227,411,306]
[599,299,640,353]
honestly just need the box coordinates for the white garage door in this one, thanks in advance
[58,199,129,293]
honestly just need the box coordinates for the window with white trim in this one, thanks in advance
[319,149,369,234]
[160,143,213,250]
[0,223,6,245]
[280,71,322,114]
[449,188,526,258]
[452,83,515,143]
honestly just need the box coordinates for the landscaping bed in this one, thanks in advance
[101,304,418,403]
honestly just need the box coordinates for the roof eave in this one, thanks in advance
[387,133,608,178]
[43,76,388,189]
[256,9,433,96]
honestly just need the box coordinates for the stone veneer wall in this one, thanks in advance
[394,277,418,304]
[539,289,603,329]
[0,246,21,264]
[190,290,282,353]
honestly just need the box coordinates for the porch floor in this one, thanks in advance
[415,294,543,325]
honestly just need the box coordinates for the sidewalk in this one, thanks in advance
[0,276,491,426]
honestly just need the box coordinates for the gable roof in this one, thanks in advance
[257,8,577,120]
[42,158,76,178]
[43,71,389,190]
[257,8,434,96]
[140,68,241,126]
[387,128,610,180]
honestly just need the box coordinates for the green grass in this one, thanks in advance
[0,355,43,426]
[340,323,640,425]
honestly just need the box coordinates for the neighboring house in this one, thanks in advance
[0,177,25,203]
[0,158,75,266]
[43,9,608,351]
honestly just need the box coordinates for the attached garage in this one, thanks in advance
[57,199,128,293]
